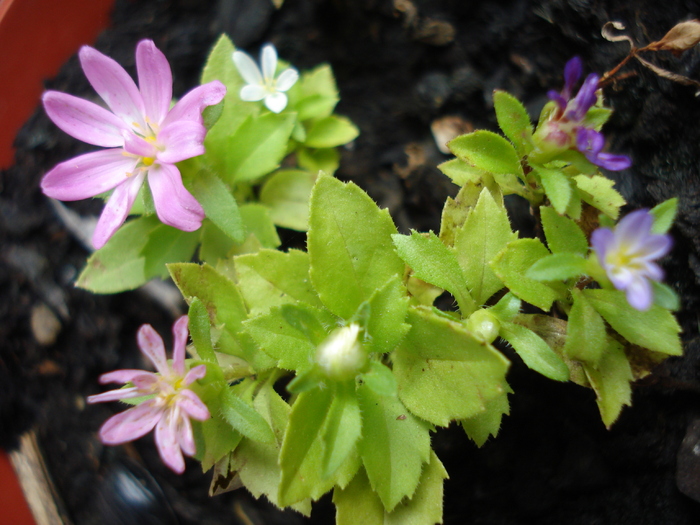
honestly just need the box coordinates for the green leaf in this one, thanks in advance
[573,175,626,219]
[454,187,517,304]
[393,306,510,426]
[243,303,337,371]
[461,388,510,446]
[493,90,533,155]
[490,238,562,311]
[291,64,340,121]
[489,292,521,322]
[564,289,607,366]
[540,206,588,255]
[198,220,236,265]
[583,289,682,355]
[184,169,245,243]
[193,412,242,472]
[259,169,316,231]
[235,248,323,316]
[652,281,680,311]
[297,147,340,175]
[534,165,572,214]
[361,361,397,397]
[525,252,589,281]
[365,276,410,355]
[304,115,359,148]
[76,216,160,293]
[650,198,678,234]
[188,298,217,363]
[357,384,431,512]
[581,107,612,130]
[448,130,524,176]
[220,384,276,443]
[437,158,487,187]
[499,321,570,381]
[239,203,281,249]
[142,224,200,279]
[393,231,476,315]
[583,338,633,428]
[322,383,362,478]
[438,181,485,247]
[216,112,297,183]
[308,176,405,319]
[202,99,224,130]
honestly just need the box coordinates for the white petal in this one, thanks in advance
[261,44,277,81]
[232,51,263,85]
[276,68,299,92]
[264,92,288,113]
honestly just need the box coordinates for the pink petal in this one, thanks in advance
[136,324,170,375]
[162,81,226,126]
[41,149,138,201]
[42,91,128,147]
[176,412,196,457]
[178,389,210,421]
[148,164,204,232]
[135,40,172,125]
[155,410,185,474]
[98,400,162,444]
[79,45,146,129]
[92,171,145,249]
[122,130,158,158]
[171,315,189,376]
[156,121,206,164]
[98,369,156,385]
[182,365,207,387]
[87,386,141,404]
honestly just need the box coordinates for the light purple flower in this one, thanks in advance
[87,316,210,474]
[541,57,630,171]
[232,44,298,113]
[41,40,226,249]
[591,209,672,311]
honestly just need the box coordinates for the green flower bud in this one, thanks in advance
[466,309,500,344]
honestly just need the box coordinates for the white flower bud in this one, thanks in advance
[316,324,366,380]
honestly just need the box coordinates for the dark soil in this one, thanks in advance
[3,0,700,523]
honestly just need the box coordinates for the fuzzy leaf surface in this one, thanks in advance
[449,130,524,176]
[493,90,533,155]
[260,169,316,231]
[583,338,633,428]
[540,206,588,255]
[499,321,569,381]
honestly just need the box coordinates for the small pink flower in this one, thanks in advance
[87,316,210,474]
[41,40,226,248]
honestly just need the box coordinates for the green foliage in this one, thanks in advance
[493,89,533,155]
[449,129,524,177]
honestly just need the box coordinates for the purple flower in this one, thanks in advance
[591,209,672,311]
[541,57,630,171]
[41,40,226,249]
[87,316,210,474]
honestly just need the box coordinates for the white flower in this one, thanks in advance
[232,44,299,113]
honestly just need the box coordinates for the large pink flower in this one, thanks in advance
[87,316,211,474]
[41,40,226,248]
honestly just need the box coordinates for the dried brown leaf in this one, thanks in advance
[649,20,700,56]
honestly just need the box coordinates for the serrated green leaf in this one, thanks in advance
[438,158,487,187]
[493,90,533,155]
[188,298,217,363]
[650,198,678,234]
[142,224,200,279]
[461,388,510,446]
[235,248,323,316]
[308,176,404,319]
[322,383,362,478]
[393,306,510,426]
[652,281,680,311]
[365,276,410,355]
[564,289,607,366]
[193,413,242,472]
[220,385,276,443]
[534,165,572,214]
[290,64,339,121]
[540,206,588,255]
[361,361,397,396]
[583,289,682,355]
[583,338,633,428]
[304,115,359,148]
[438,181,485,247]
[393,231,476,315]
[185,169,245,243]
[525,252,589,281]
[297,147,340,175]
[573,175,626,219]
[243,303,337,371]
[490,238,562,311]
[259,169,316,231]
[448,130,524,176]
[489,292,521,322]
[357,384,431,512]
[500,321,570,381]
[239,203,281,249]
[455,187,516,305]
[76,216,161,293]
